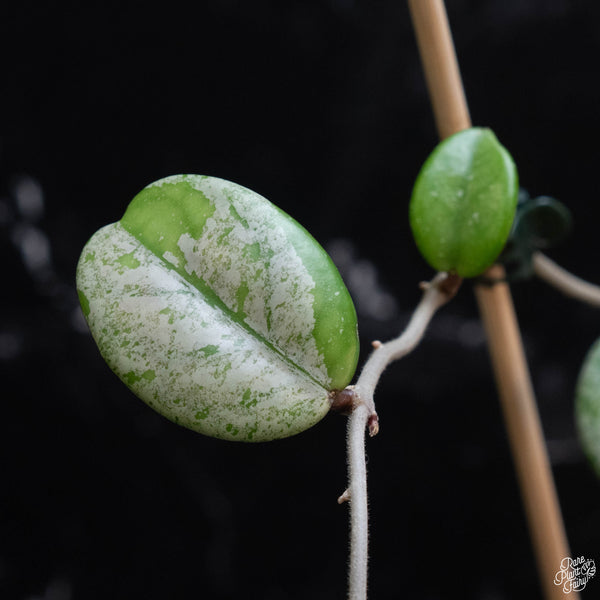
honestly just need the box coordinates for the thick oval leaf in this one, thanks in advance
[409,127,519,277]
[576,338,600,476]
[77,175,359,441]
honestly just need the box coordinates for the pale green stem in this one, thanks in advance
[346,402,369,600]
[533,252,600,308]
[343,271,460,600]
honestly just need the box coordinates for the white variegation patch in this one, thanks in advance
[77,223,331,442]
[162,250,180,267]
[167,176,329,386]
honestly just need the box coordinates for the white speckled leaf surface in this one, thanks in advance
[77,175,359,441]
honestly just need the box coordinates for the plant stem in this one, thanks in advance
[407,2,573,599]
[346,402,369,600]
[353,272,459,413]
[344,272,460,600]
[533,251,600,307]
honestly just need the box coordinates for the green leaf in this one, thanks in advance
[576,338,600,476]
[77,175,359,442]
[409,127,519,277]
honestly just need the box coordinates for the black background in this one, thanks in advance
[2,1,600,599]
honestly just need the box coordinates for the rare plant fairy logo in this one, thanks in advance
[553,556,596,593]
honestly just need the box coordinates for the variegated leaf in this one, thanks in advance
[77,175,359,441]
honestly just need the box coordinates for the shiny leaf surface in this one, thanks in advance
[410,127,519,277]
[77,175,359,441]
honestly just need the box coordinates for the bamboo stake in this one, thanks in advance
[476,267,572,600]
[407,0,470,138]
[407,2,572,599]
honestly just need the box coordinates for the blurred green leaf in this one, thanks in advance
[576,338,600,477]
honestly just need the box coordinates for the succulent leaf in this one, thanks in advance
[77,175,359,441]
[410,127,519,277]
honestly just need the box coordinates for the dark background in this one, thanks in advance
[2,1,600,598]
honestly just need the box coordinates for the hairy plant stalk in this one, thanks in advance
[354,272,459,411]
[533,251,600,307]
[343,272,461,600]
[346,402,369,600]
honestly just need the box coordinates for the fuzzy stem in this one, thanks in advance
[344,272,460,600]
[533,251,600,307]
[346,402,369,600]
[354,272,459,411]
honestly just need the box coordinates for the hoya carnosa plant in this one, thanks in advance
[410,127,519,278]
[76,175,359,442]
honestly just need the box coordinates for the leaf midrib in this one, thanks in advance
[120,222,330,393]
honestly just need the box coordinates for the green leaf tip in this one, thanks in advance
[409,127,519,278]
[76,175,359,442]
